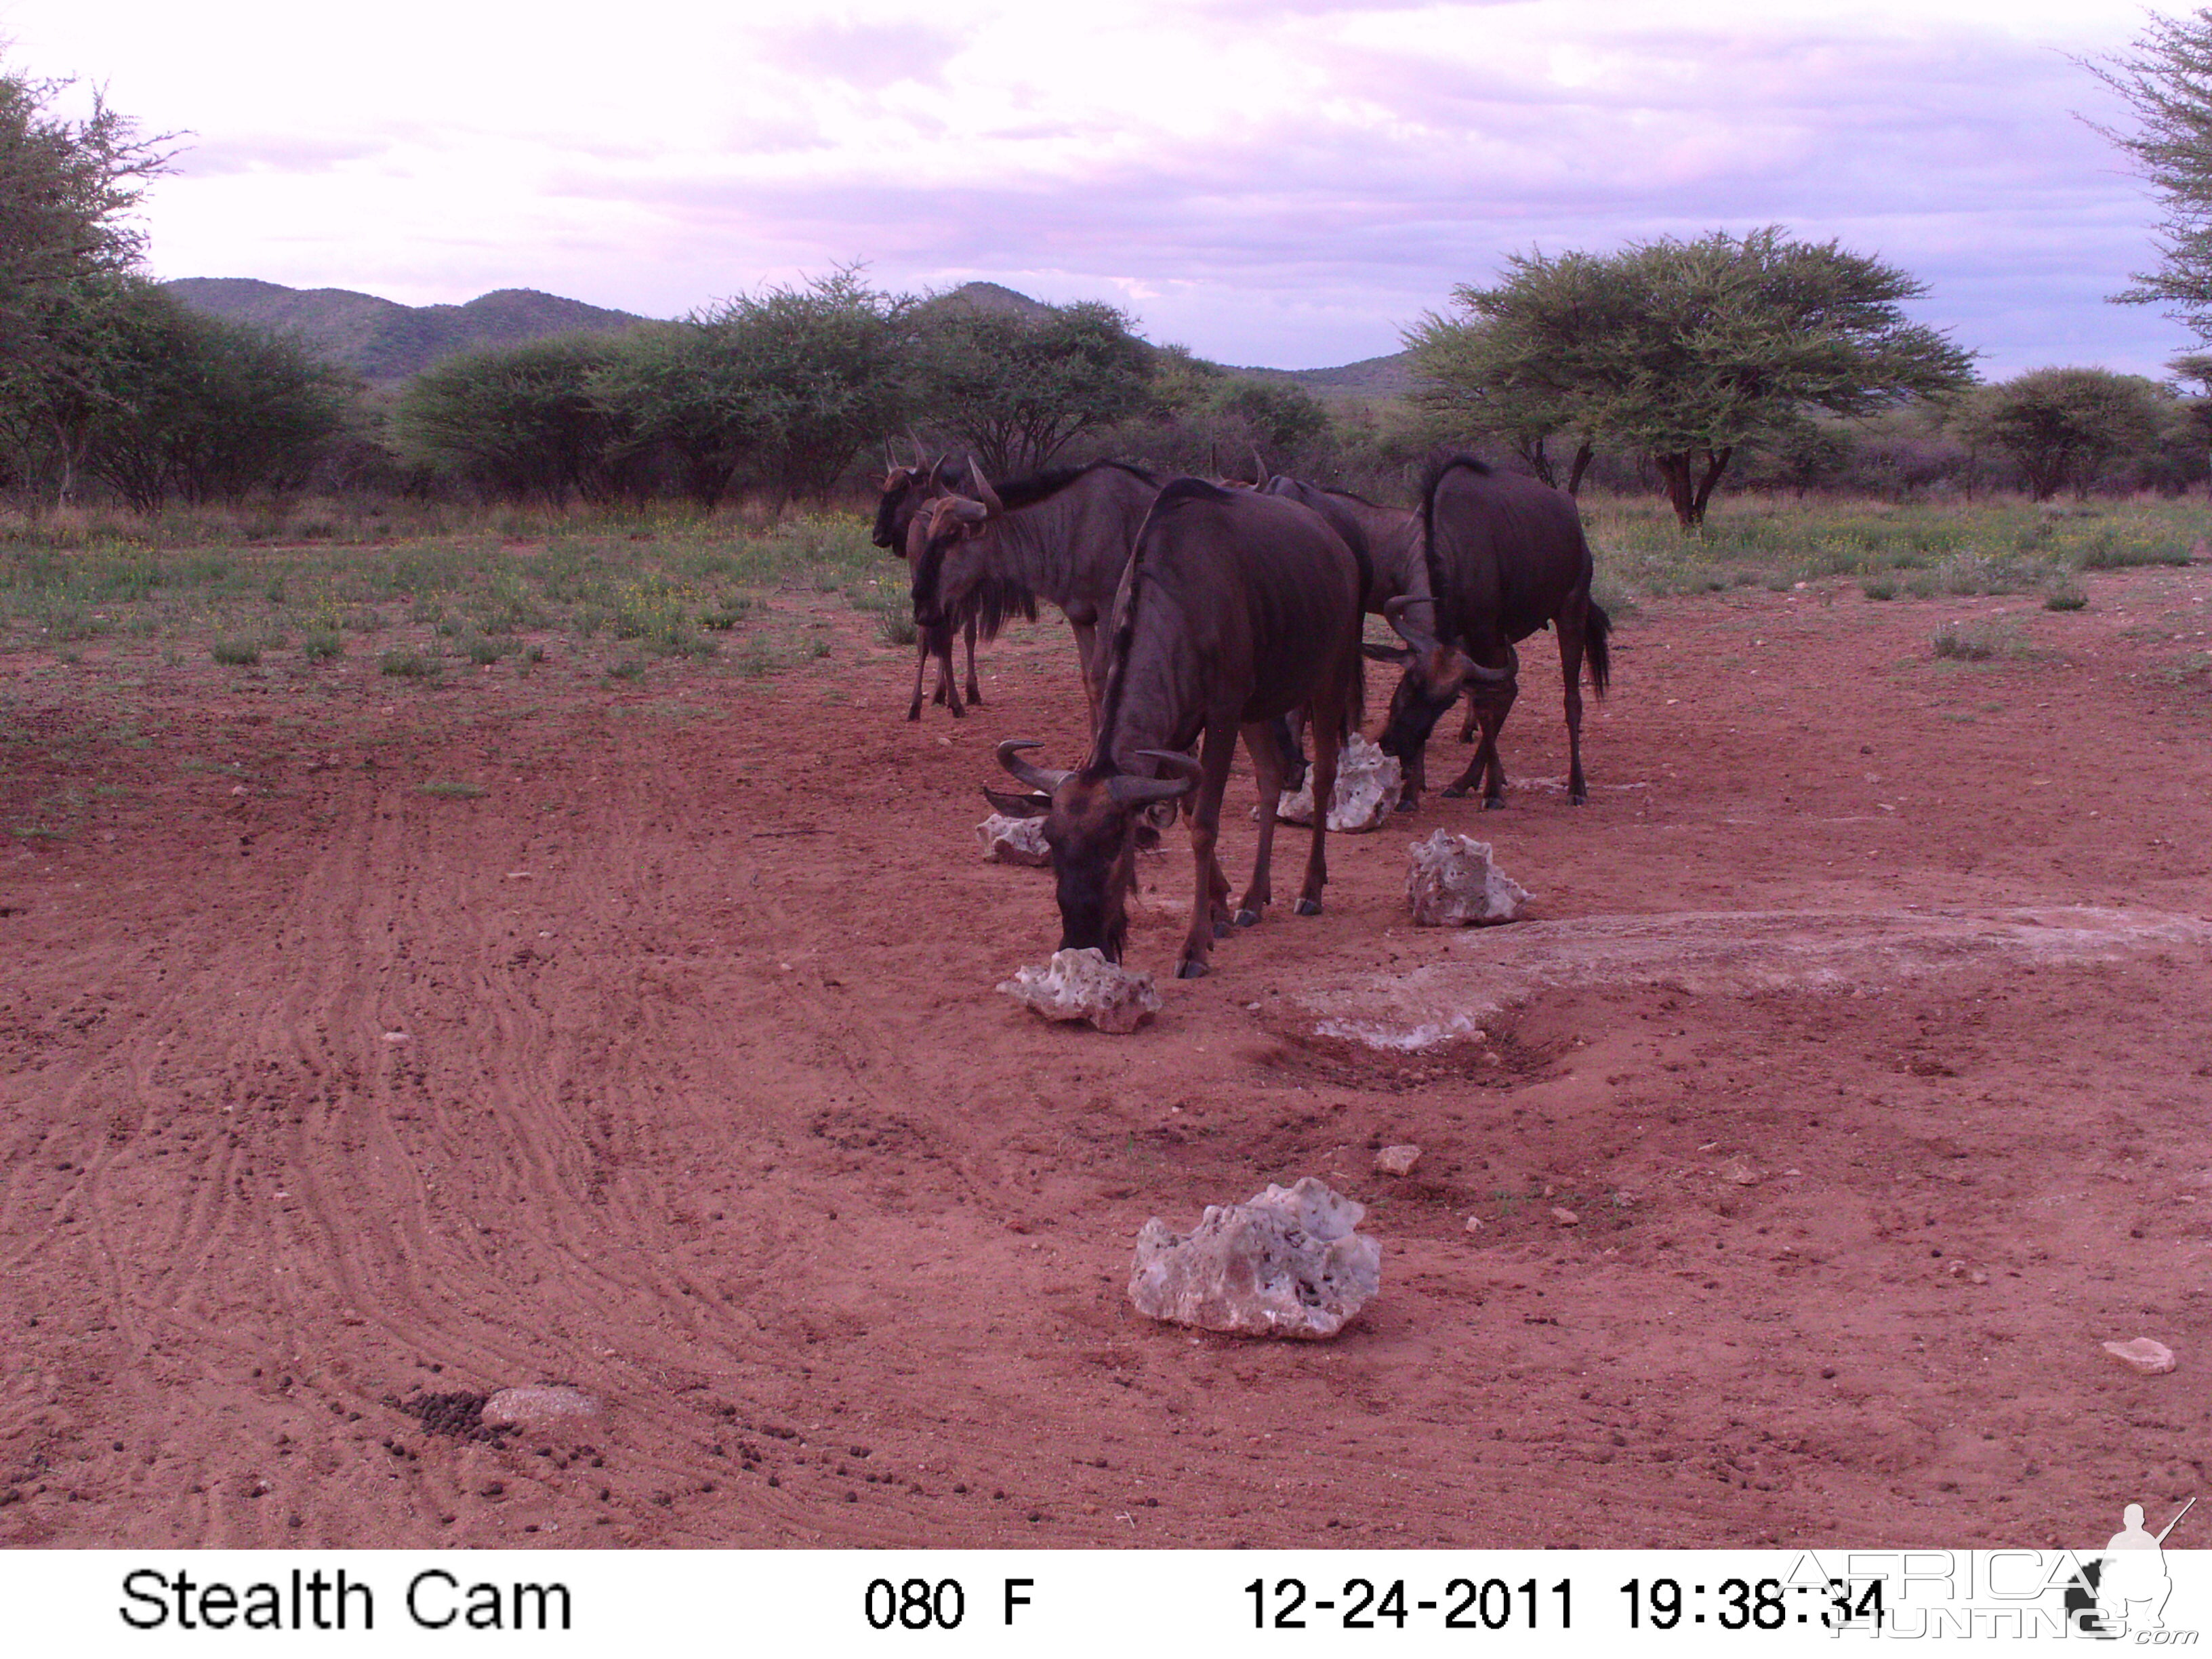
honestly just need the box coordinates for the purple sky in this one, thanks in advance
[5,0,2192,377]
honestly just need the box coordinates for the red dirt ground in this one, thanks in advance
[3,558,2210,1551]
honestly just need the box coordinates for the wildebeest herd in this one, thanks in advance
[872,450,1612,982]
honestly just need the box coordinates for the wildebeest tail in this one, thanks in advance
[1586,600,1612,697]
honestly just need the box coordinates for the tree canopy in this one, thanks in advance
[1957,367,2172,501]
[914,297,1149,477]
[2087,9,2212,340]
[1409,228,1977,526]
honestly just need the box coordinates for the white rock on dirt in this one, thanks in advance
[1128,1177,1381,1340]
[482,1385,601,1426]
[1275,734,1402,834]
[2102,1336,2177,1376]
[976,813,1052,867]
[1374,1145,1422,1177]
[998,947,1163,1035]
[1406,830,1529,926]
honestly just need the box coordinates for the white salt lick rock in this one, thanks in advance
[482,1385,601,1427]
[1128,1176,1381,1340]
[1276,733,1402,834]
[977,813,1051,867]
[998,947,1162,1035]
[1407,830,1529,926]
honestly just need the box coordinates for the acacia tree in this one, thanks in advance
[1412,229,1976,527]
[2087,11,2212,340]
[914,298,1151,476]
[1959,368,2169,500]
[694,268,916,508]
[0,65,172,503]
[1407,247,1614,491]
[81,287,350,508]
[588,322,772,509]
[396,335,642,505]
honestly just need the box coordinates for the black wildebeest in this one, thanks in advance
[1254,472,1435,807]
[992,479,1365,981]
[1371,455,1612,808]
[872,454,983,719]
[907,459,1162,731]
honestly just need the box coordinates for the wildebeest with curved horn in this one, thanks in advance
[907,459,1162,732]
[992,479,1364,980]
[1370,454,1612,808]
[872,451,985,719]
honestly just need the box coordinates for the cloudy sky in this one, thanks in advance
[3,0,2190,376]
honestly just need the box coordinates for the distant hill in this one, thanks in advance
[162,276,1416,398]
[161,279,651,383]
[920,281,1055,322]
[1228,352,1416,403]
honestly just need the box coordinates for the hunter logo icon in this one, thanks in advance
[2064,1497,2194,1637]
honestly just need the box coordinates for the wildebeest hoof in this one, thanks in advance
[1233,908,1261,927]
[906,707,922,722]
[1482,796,1507,811]
[1570,791,1589,806]
[1212,920,1231,939]
[1394,796,1418,813]
[1177,958,1209,979]
[1440,784,1470,800]
[1294,898,1322,916]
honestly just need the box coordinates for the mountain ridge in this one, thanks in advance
[163,276,1414,396]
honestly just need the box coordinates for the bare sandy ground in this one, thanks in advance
[3,558,2209,1549]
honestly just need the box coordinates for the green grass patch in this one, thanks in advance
[378,649,436,679]
[419,781,485,799]
[209,637,262,666]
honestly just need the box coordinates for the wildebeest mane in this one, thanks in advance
[989,458,1162,511]
[954,575,1040,642]
[1418,453,1492,634]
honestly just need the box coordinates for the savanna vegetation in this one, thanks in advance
[0,33,2208,703]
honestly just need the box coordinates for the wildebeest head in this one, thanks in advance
[998,739,1194,962]
[1366,596,1511,768]
[872,449,955,551]
[908,466,1006,630]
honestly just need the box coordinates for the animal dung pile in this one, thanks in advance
[1406,830,1530,926]
[1128,1177,1381,1340]
[1275,733,1402,833]
[998,947,1163,1034]
[976,812,1051,867]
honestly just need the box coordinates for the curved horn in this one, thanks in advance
[997,739,1071,794]
[1382,594,1444,653]
[926,452,950,491]
[1134,748,1204,783]
[1250,445,1269,487]
[967,460,1004,516]
[1111,750,1201,806]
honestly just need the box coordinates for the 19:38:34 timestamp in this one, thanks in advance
[1621,1577,1885,1630]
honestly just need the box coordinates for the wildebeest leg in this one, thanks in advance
[1234,721,1287,925]
[1442,684,1514,806]
[1296,700,1340,914]
[1274,709,1309,794]
[938,626,964,717]
[1070,617,1102,733]
[907,635,930,720]
[1556,596,1590,804]
[963,615,984,708]
[1176,722,1240,979]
